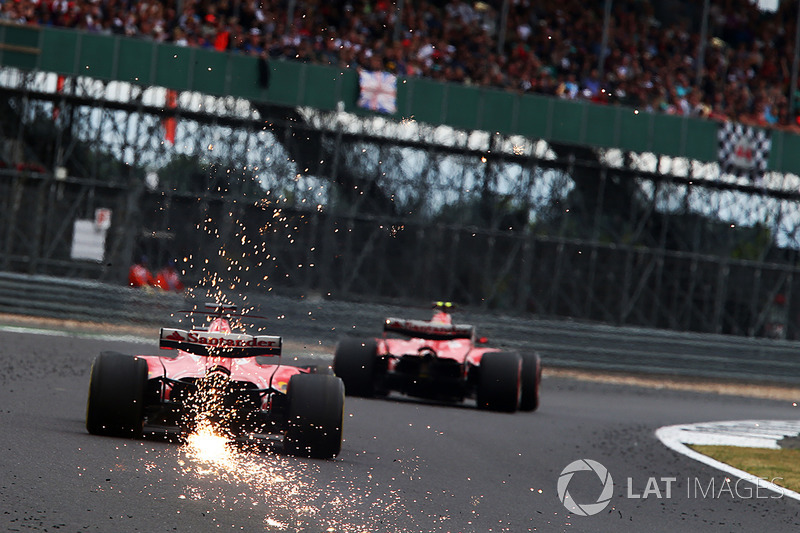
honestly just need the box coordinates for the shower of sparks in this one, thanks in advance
[184,420,234,466]
[174,419,409,531]
[154,155,432,531]
[161,370,414,531]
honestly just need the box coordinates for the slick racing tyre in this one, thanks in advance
[333,338,379,397]
[86,352,148,437]
[284,373,345,459]
[476,351,521,413]
[519,351,542,412]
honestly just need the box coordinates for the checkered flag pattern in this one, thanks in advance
[717,122,771,180]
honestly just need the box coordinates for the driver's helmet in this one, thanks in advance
[431,301,455,324]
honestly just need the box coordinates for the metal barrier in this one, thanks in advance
[477,315,800,385]
[224,291,800,386]
[0,272,187,324]
[2,265,798,385]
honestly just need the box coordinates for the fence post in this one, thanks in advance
[712,259,730,334]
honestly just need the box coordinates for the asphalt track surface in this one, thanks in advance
[2,324,800,532]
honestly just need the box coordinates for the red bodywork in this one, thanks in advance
[334,305,540,411]
[373,310,502,401]
[131,312,314,438]
[138,316,303,411]
[377,311,499,374]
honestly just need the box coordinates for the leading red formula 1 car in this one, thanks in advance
[86,303,345,458]
[333,302,541,412]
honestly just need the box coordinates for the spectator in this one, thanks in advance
[8,0,800,133]
[154,260,185,292]
[242,27,264,55]
[129,256,155,288]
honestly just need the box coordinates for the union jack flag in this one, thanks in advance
[357,70,397,114]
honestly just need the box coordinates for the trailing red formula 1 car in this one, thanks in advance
[86,303,345,458]
[333,302,541,412]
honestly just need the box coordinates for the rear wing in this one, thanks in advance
[159,328,282,357]
[383,318,474,341]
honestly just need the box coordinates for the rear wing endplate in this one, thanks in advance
[383,318,474,341]
[159,328,282,357]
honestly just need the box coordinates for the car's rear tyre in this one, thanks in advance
[476,351,521,412]
[284,373,345,459]
[333,338,379,397]
[519,351,542,412]
[86,352,148,437]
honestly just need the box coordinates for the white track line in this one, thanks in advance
[656,420,800,502]
[0,324,154,344]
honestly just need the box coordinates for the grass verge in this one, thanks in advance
[690,445,800,493]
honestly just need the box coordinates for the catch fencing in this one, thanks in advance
[148,195,800,341]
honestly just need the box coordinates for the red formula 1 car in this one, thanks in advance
[86,303,345,458]
[333,303,541,412]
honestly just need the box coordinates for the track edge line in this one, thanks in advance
[655,424,800,503]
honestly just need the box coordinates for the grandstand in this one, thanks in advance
[1,0,798,129]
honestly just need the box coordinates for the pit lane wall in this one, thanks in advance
[3,271,800,386]
[2,24,800,174]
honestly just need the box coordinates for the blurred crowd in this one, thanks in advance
[3,0,800,132]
